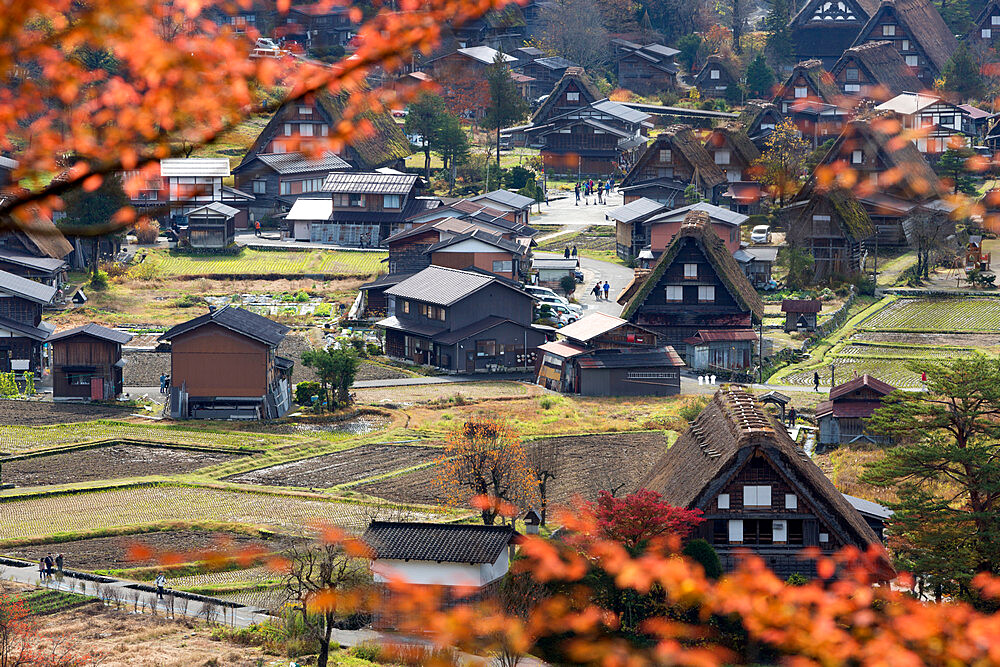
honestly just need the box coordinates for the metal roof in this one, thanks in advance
[159,158,230,177]
[385,265,499,306]
[187,202,239,217]
[531,257,578,270]
[0,248,67,273]
[469,189,535,210]
[433,315,530,345]
[363,521,518,564]
[256,151,351,174]
[741,246,779,262]
[534,56,577,69]
[423,229,523,255]
[321,171,418,195]
[49,323,133,345]
[286,198,333,221]
[538,340,588,358]
[556,312,628,343]
[642,43,680,58]
[607,197,665,224]
[0,269,57,304]
[0,314,52,341]
[160,305,289,347]
[0,156,17,170]
[684,329,758,344]
[576,346,684,369]
[645,202,748,227]
[876,92,946,115]
[843,493,894,520]
[456,46,517,65]
[591,99,651,125]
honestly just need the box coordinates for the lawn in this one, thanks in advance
[141,248,387,278]
[857,297,1000,333]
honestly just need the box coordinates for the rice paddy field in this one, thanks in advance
[856,297,1000,333]
[143,248,387,278]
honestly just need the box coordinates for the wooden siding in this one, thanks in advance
[169,322,270,398]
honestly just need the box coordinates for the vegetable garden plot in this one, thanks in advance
[225,444,441,489]
[0,485,443,541]
[148,248,387,278]
[857,298,1000,332]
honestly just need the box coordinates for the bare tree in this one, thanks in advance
[538,0,611,73]
[527,438,562,525]
[903,209,958,280]
[493,571,549,667]
[282,542,368,667]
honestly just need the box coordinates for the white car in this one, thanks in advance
[540,303,579,324]
[524,285,561,300]
[537,295,582,315]
[750,225,772,244]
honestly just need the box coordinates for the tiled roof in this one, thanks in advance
[160,305,288,347]
[591,99,651,125]
[576,346,684,369]
[607,197,667,224]
[384,265,497,306]
[0,248,67,273]
[781,299,822,313]
[829,374,896,400]
[423,229,523,255]
[684,329,758,344]
[256,151,351,174]
[644,202,749,228]
[534,56,577,69]
[363,521,518,564]
[469,189,535,210]
[49,323,133,345]
[538,340,588,358]
[0,269,56,304]
[321,171,419,195]
[815,399,881,419]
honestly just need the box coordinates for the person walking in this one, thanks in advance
[591,281,602,301]
[597,179,604,204]
[602,281,610,300]
[44,553,54,578]
[574,182,580,205]
[159,373,166,394]
[571,245,577,257]
[156,572,167,600]
[813,371,820,392]
[39,556,46,581]
[254,220,261,237]
[564,247,570,258]
[55,553,63,574]
[787,407,797,427]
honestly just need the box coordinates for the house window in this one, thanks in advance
[794,86,808,98]
[728,519,743,543]
[713,520,728,544]
[272,141,285,153]
[905,55,918,67]
[717,493,730,509]
[882,24,895,36]
[334,193,366,207]
[994,14,1000,24]
[901,39,910,51]
[284,123,292,136]
[401,300,409,314]
[659,149,672,162]
[280,181,291,195]
[559,127,572,133]
[785,493,798,509]
[773,519,788,543]
[983,28,992,38]
[819,532,830,543]
[743,519,774,545]
[566,91,580,101]
[657,167,674,178]
[683,263,698,279]
[851,149,863,164]
[697,285,715,302]
[743,485,772,508]
[492,260,513,273]
[67,372,92,386]
[298,105,312,114]
[710,69,720,80]
[383,194,401,209]
[714,149,730,165]
[665,285,683,302]
[788,519,804,544]
[845,67,859,81]
[320,125,329,136]
[252,180,266,194]
[844,83,860,93]
[476,340,497,356]
[300,124,314,137]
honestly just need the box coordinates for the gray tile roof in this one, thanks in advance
[256,152,351,174]
[645,202,749,227]
[49,323,133,345]
[469,189,535,210]
[384,265,497,306]
[0,269,57,304]
[322,171,419,195]
[363,521,518,564]
[534,56,577,70]
[160,305,289,347]
[423,229,523,255]
[0,248,68,274]
[607,197,666,224]
[0,314,51,341]
[592,99,651,125]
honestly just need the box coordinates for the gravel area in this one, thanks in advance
[355,361,413,381]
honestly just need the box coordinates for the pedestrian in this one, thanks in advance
[571,245,577,257]
[574,182,580,205]
[165,375,170,393]
[603,280,610,299]
[39,557,46,581]
[159,373,166,394]
[813,371,820,392]
[591,281,602,301]
[787,407,797,426]
[44,553,54,578]
[605,179,612,198]
[597,179,604,204]
[564,247,570,258]
[254,220,261,237]
[55,553,63,574]
[156,572,167,600]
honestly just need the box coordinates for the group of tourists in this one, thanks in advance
[591,281,611,301]
[574,178,614,205]
[37,553,63,579]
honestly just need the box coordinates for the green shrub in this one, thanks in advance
[366,342,381,356]
[89,270,109,290]
[295,381,322,405]
[0,373,17,397]
[539,396,555,409]
[351,642,383,662]
[678,396,709,422]
[313,303,332,317]
[22,372,34,396]
[683,539,722,579]
[786,572,809,586]
[174,294,203,308]
[294,290,309,303]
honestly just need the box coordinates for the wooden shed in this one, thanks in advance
[816,374,896,447]
[185,202,239,249]
[50,324,133,401]
[781,299,821,332]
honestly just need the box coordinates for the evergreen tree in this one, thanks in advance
[433,113,470,194]
[941,43,985,100]
[936,0,973,34]
[745,53,776,98]
[764,0,793,63]
[935,146,978,194]
[61,172,131,280]
[676,33,702,73]
[404,92,447,181]
[483,52,529,176]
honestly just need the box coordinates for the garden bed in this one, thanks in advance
[0,399,133,426]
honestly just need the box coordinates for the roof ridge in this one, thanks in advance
[716,385,775,443]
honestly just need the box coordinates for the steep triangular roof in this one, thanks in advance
[530,67,603,124]
[705,125,760,166]
[851,0,958,74]
[790,0,879,27]
[6,209,74,259]
[620,210,763,320]
[738,100,783,135]
[639,386,886,553]
[696,54,741,83]
[974,0,1000,26]
[776,59,841,103]
[620,126,726,189]
[831,41,924,100]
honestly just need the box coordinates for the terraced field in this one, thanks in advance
[145,248,387,278]
[857,297,1000,332]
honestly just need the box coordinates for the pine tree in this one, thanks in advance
[404,92,447,182]
[764,0,793,63]
[941,43,985,100]
[745,53,776,98]
[935,147,978,195]
[483,52,529,176]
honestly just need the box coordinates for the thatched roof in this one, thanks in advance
[9,210,73,259]
[530,68,603,124]
[696,54,741,84]
[779,60,840,103]
[737,100,782,133]
[832,41,923,99]
[853,0,958,73]
[620,210,764,321]
[828,187,877,240]
[790,0,880,27]
[621,126,726,189]
[639,386,884,551]
[974,0,1000,26]
[705,125,760,166]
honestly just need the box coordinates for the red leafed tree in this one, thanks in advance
[591,489,704,551]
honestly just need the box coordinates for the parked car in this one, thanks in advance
[524,285,565,302]
[537,302,579,324]
[750,225,772,244]
[537,295,582,315]
[574,268,585,283]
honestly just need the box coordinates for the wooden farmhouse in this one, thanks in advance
[426,47,519,115]
[848,0,958,83]
[644,202,748,256]
[516,54,577,101]
[970,0,1000,50]
[640,386,892,579]
[0,212,73,288]
[377,266,546,372]
[50,324,132,401]
[609,197,669,260]
[536,312,684,396]
[405,197,537,240]
[694,55,742,99]
[0,269,56,373]
[618,127,726,206]
[363,521,520,628]
[781,299,821,331]
[618,210,763,371]
[466,190,535,226]
[611,39,680,95]
[161,306,294,420]
[783,187,875,279]
[788,0,879,68]
[733,246,779,287]
[703,125,761,185]
[875,92,977,155]
[829,41,923,102]
[816,374,896,446]
[773,60,847,146]
[232,152,350,220]
[737,100,785,149]
[184,202,238,250]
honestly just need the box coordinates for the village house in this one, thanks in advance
[816,374,896,447]
[466,190,535,226]
[536,312,684,396]
[0,270,56,373]
[609,197,669,260]
[0,211,72,292]
[641,386,892,579]
[781,299,822,331]
[184,202,239,250]
[363,521,520,628]
[704,125,761,185]
[643,202,748,257]
[406,198,536,240]
[611,39,680,95]
[848,0,958,83]
[377,265,546,372]
[448,4,530,52]
[734,245,779,287]
[970,0,1000,49]
[788,0,879,68]
[288,172,432,247]
[280,4,358,49]
[618,127,726,206]
[875,92,977,155]
[783,187,875,279]
[531,256,579,287]
[773,60,847,146]
[693,55,742,99]
[232,152,350,221]
[617,210,763,370]
[50,324,132,401]
[515,54,577,101]
[425,46,518,114]
[737,100,785,150]
[161,305,294,420]
[828,41,924,102]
